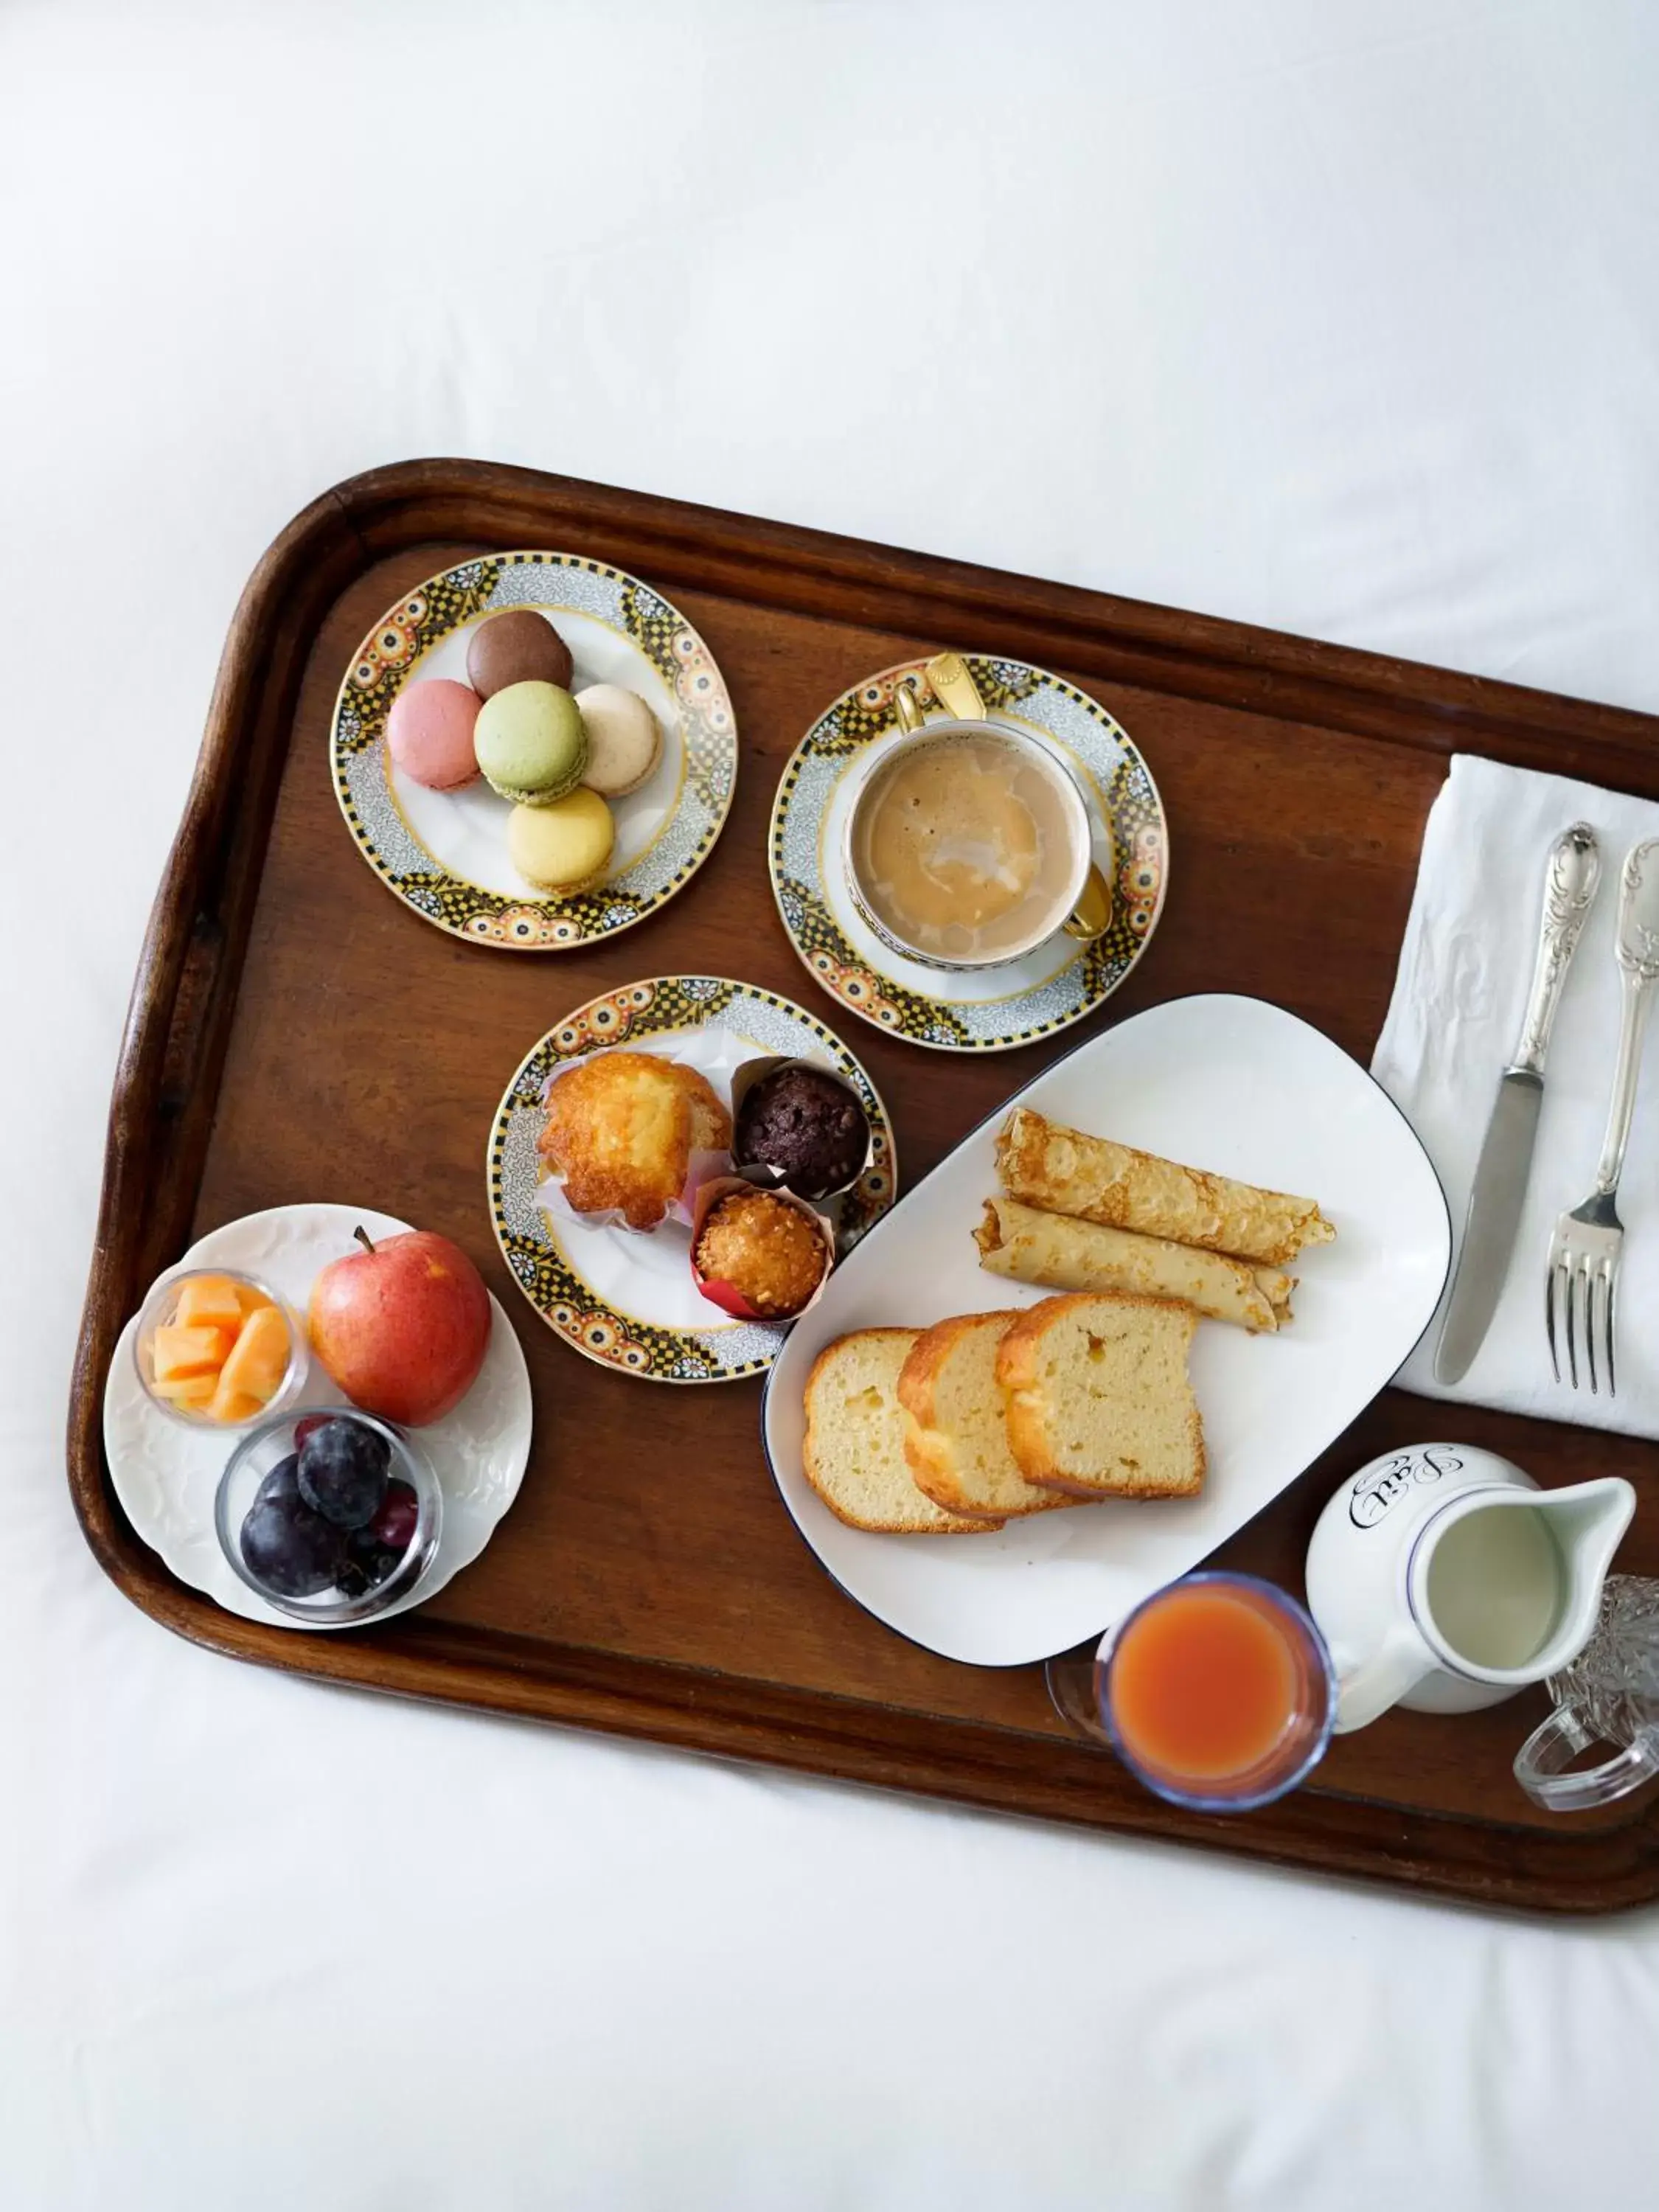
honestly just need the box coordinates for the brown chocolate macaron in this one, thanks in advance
[466,610,574,699]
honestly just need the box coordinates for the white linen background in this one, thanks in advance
[4,1,1659,2206]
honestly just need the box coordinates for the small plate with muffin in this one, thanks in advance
[330,550,737,950]
[487,977,897,1383]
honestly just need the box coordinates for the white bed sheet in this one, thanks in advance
[4,3,1659,2206]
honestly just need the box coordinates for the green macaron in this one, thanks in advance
[473,681,588,805]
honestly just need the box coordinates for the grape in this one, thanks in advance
[369,1481,419,1553]
[332,1479,420,1599]
[293,1413,332,1450]
[344,1528,403,1590]
[240,1490,344,1598]
[296,1418,390,1528]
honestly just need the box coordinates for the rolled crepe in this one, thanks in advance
[995,1107,1335,1269]
[975,1197,1294,1332]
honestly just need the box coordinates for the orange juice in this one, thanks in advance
[1108,1582,1301,1784]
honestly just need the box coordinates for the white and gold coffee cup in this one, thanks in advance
[841,653,1113,973]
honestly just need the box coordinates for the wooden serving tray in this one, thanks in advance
[69,459,1659,1914]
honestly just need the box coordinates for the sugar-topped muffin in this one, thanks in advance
[692,1188,828,1318]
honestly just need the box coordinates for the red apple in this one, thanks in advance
[307,1228,491,1426]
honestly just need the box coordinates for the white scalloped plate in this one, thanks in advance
[103,1206,533,1631]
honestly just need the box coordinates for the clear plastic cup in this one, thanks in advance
[1514,1575,1659,1812]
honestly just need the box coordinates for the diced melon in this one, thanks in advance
[215,1302,291,1407]
[208,1380,266,1425]
[153,1323,235,1383]
[232,1283,274,1318]
[150,1373,218,1411]
[175,1275,245,1332]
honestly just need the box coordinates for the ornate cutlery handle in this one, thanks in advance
[1593,838,1659,1194]
[1512,824,1601,1077]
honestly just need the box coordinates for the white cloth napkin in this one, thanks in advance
[1374,754,1659,1436]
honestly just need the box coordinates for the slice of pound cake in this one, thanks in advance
[898,1311,1074,1520]
[802,1331,1004,1534]
[996,1293,1204,1500]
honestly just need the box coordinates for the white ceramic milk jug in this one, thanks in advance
[1304,1444,1634,1733]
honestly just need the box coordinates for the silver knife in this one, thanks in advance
[1433,822,1602,1384]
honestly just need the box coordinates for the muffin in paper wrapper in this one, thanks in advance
[689,1177,835,1323]
[726,1055,875,1205]
[537,1046,732,1236]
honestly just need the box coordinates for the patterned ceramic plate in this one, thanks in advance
[768,655,1167,1051]
[330,551,737,950]
[487,977,897,1383]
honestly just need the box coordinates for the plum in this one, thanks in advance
[240,1489,344,1599]
[251,1453,302,1510]
[296,1418,389,1528]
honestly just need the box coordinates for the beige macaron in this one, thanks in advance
[575,684,663,798]
[507,788,615,892]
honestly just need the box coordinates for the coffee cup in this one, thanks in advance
[841,653,1113,973]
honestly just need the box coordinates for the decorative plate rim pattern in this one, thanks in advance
[329,549,738,952]
[486,976,898,1384]
[767,654,1169,1051]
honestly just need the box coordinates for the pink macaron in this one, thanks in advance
[386,678,481,790]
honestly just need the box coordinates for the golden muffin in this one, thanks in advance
[692,1188,829,1318]
[540,1051,731,1231]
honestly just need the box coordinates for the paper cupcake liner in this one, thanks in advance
[726,1055,875,1206]
[689,1178,835,1324]
[538,1046,734,1235]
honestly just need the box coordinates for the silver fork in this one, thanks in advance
[1548,838,1659,1394]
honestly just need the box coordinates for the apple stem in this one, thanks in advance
[353,1226,377,1256]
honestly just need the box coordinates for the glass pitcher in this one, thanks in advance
[1512,1575,1659,1811]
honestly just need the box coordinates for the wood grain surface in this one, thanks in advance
[67,460,1659,1913]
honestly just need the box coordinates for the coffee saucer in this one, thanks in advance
[768,655,1167,1052]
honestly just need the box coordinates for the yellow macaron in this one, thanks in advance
[507,788,615,892]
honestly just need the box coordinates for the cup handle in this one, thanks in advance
[1513,1705,1659,1812]
[1062,863,1113,942]
[894,653,990,732]
[1331,1624,1433,1733]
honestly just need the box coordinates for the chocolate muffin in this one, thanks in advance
[733,1065,870,1198]
[693,1189,828,1318]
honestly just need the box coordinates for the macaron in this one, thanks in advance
[473,681,588,804]
[508,789,615,892]
[386,678,481,790]
[576,684,662,799]
[466,610,574,698]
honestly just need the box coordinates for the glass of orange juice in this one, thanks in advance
[1047,1573,1336,1811]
